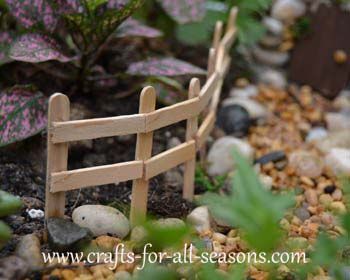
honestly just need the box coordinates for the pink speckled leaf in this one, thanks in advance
[9,34,71,63]
[0,86,47,147]
[54,0,85,14]
[127,57,206,76]
[156,0,206,24]
[0,32,15,65]
[5,0,58,31]
[107,0,127,9]
[116,18,162,38]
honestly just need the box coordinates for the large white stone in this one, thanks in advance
[252,46,290,67]
[72,205,130,238]
[325,112,350,131]
[229,85,258,99]
[315,130,350,153]
[187,206,211,233]
[222,97,267,119]
[325,148,350,175]
[259,68,287,89]
[306,127,328,142]
[207,136,254,176]
[272,0,306,22]
[263,17,284,35]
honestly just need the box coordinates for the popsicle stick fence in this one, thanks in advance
[45,7,238,226]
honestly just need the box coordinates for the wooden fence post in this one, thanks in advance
[183,78,200,200]
[130,86,156,226]
[213,21,223,51]
[45,93,70,220]
[226,7,238,33]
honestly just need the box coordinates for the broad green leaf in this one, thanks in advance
[176,1,227,46]
[0,190,22,217]
[0,220,12,249]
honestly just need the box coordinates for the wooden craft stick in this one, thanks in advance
[45,93,70,220]
[144,140,196,180]
[226,7,238,33]
[183,79,200,200]
[196,111,216,149]
[51,161,143,192]
[212,21,223,50]
[51,114,145,143]
[130,87,156,226]
[145,97,200,132]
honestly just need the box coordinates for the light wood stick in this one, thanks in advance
[212,21,223,50]
[196,111,216,149]
[199,72,220,112]
[221,28,237,53]
[51,161,143,192]
[207,48,216,79]
[45,93,69,220]
[130,86,156,226]
[183,79,200,200]
[226,7,238,33]
[144,140,196,180]
[210,78,224,113]
[145,97,200,132]
[51,114,145,143]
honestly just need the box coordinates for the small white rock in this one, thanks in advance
[207,136,254,176]
[325,148,350,175]
[72,205,130,238]
[259,174,273,190]
[187,206,211,233]
[263,17,284,35]
[167,137,181,149]
[252,46,290,67]
[334,89,350,110]
[27,209,44,219]
[306,127,328,142]
[315,130,350,153]
[325,112,350,132]
[259,68,286,89]
[272,0,306,22]
[222,97,267,119]
[229,85,258,99]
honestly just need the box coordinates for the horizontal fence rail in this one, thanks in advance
[45,7,238,226]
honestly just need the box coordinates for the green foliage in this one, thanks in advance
[0,190,22,249]
[230,0,272,45]
[195,165,227,192]
[0,190,22,217]
[175,1,227,46]
[291,16,311,39]
[201,149,295,252]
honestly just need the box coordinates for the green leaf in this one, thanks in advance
[0,220,12,249]
[0,190,22,217]
[176,1,227,46]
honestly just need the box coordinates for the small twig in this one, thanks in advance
[70,188,82,211]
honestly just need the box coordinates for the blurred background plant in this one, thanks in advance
[0,191,22,249]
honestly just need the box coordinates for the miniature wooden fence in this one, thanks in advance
[45,7,238,226]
